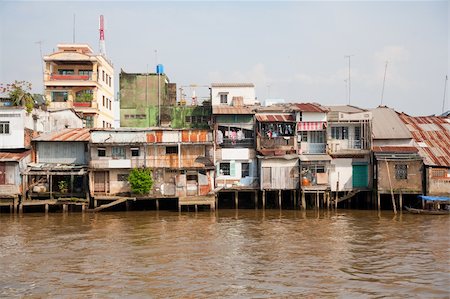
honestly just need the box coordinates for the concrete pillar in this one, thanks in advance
[377,192,381,211]
[301,191,306,210]
[399,192,403,212]
[262,190,266,209]
[235,191,238,209]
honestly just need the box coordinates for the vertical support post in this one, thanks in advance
[70,174,74,198]
[278,190,281,209]
[195,204,198,213]
[49,174,53,200]
[399,192,403,212]
[301,191,306,210]
[335,191,338,209]
[13,196,18,214]
[316,191,319,209]
[19,203,23,213]
[235,191,238,210]
[156,199,159,211]
[377,192,381,211]
[82,204,86,213]
[45,204,49,213]
[215,195,219,210]
[63,204,67,213]
[262,190,266,209]
[294,190,297,209]
[254,191,258,209]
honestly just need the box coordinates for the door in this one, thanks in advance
[0,163,5,184]
[352,164,368,188]
[94,171,108,193]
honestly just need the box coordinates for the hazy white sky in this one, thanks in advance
[1,1,448,115]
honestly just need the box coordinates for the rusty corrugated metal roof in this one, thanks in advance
[255,114,295,122]
[0,150,31,162]
[33,128,90,142]
[212,105,255,115]
[372,146,418,153]
[292,103,328,113]
[211,83,254,88]
[371,107,412,140]
[398,113,450,167]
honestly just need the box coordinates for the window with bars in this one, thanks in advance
[112,147,126,159]
[166,146,178,154]
[220,93,228,104]
[395,164,407,180]
[241,163,250,177]
[331,126,349,140]
[97,148,106,157]
[220,163,230,176]
[117,174,129,181]
[131,148,140,157]
[0,121,10,134]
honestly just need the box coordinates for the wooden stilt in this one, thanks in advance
[278,190,282,209]
[335,191,338,210]
[63,204,67,213]
[301,191,306,210]
[316,191,319,209]
[254,191,258,209]
[294,190,297,209]
[399,192,403,212]
[377,192,381,210]
[215,195,219,210]
[195,204,198,213]
[82,204,86,212]
[156,199,159,211]
[262,190,266,209]
[19,204,23,213]
[94,199,98,208]
[235,191,238,209]
[45,204,49,213]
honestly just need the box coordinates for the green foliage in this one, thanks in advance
[75,93,93,102]
[0,80,35,113]
[58,180,69,192]
[128,168,153,195]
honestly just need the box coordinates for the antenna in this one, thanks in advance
[73,14,76,43]
[443,75,448,114]
[380,61,388,105]
[345,55,354,104]
[35,40,45,93]
[99,15,106,56]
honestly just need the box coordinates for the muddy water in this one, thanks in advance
[0,210,448,298]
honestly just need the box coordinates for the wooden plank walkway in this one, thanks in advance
[89,197,131,212]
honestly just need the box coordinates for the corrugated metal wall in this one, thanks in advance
[38,142,86,165]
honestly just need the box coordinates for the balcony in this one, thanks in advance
[50,74,91,81]
[301,143,326,154]
[259,136,295,149]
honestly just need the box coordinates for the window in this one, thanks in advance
[52,91,68,102]
[300,131,308,142]
[102,95,105,106]
[331,126,349,140]
[112,147,126,159]
[102,70,105,81]
[166,146,178,154]
[84,116,94,128]
[58,69,74,75]
[131,148,140,157]
[0,121,10,134]
[78,70,92,77]
[310,131,325,143]
[241,163,250,177]
[220,163,230,175]
[395,164,408,180]
[117,174,129,181]
[220,93,228,104]
[98,148,106,157]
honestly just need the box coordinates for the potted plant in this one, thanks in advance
[58,180,69,193]
[74,93,93,107]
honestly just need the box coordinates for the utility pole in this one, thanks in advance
[345,55,354,105]
[380,61,388,106]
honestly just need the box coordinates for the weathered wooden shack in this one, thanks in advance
[399,113,450,197]
[371,107,422,211]
[255,105,299,208]
[89,128,215,210]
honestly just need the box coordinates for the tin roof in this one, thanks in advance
[371,106,412,140]
[398,113,450,167]
[292,103,328,113]
[212,105,256,115]
[255,114,295,122]
[211,83,254,88]
[0,150,31,162]
[326,105,366,113]
[33,128,90,142]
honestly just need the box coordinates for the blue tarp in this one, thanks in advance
[418,195,450,202]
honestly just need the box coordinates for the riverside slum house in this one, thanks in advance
[255,104,299,208]
[211,83,259,208]
[22,128,90,212]
[89,128,215,211]
[398,113,450,200]
[295,103,332,209]
[326,105,373,208]
[0,95,82,212]
[371,106,423,212]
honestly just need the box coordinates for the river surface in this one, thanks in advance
[0,210,449,298]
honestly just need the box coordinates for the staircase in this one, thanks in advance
[335,190,361,204]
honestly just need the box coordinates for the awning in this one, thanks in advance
[297,122,326,131]
[255,114,295,122]
[418,195,450,202]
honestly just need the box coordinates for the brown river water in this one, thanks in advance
[0,210,449,298]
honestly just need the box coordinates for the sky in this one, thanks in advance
[0,1,448,116]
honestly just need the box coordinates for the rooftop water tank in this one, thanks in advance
[156,64,164,74]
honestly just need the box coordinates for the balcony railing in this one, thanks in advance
[218,138,254,148]
[50,74,91,81]
[259,136,295,149]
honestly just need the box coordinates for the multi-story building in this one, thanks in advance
[212,84,259,208]
[44,44,115,128]
[326,105,372,207]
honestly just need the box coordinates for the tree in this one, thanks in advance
[0,80,35,113]
[128,168,153,195]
